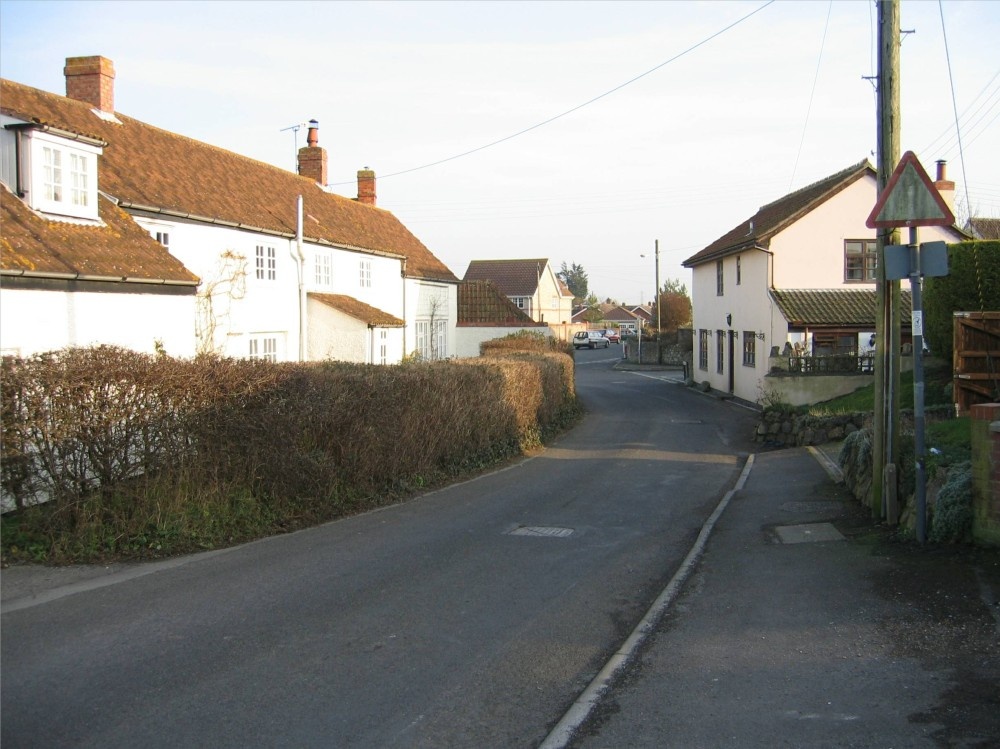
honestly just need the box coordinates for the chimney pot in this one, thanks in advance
[64,55,115,113]
[298,119,327,185]
[933,159,955,214]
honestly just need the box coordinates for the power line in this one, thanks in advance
[788,0,833,191]
[328,1,776,186]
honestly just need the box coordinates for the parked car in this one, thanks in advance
[573,331,610,349]
[600,329,620,344]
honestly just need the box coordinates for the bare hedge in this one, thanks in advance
[1,343,578,561]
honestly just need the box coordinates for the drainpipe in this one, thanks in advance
[401,258,408,359]
[296,195,307,361]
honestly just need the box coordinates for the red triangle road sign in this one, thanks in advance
[866,151,956,229]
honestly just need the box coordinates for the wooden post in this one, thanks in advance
[874,0,901,519]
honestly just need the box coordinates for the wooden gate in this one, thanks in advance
[954,311,1000,414]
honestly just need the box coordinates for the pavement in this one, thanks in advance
[561,442,1000,748]
[3,436,1000,747]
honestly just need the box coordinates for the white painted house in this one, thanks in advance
[682,159,967,406]
[0,56,458,362]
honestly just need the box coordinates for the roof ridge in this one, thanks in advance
[757,158,872,212]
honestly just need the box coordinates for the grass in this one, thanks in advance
[811,358,970,470]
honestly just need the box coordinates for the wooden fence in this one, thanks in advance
[954,311,1000,415]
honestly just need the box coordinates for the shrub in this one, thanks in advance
[2,340,579,563]
[929,461,973,544]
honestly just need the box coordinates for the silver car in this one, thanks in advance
[573,331,610,349]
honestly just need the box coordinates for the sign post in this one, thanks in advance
[867,151,955,543]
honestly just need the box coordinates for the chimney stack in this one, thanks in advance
[357,168,376,206]
[64,56,115,113]
[934,159,955,214]
[297,119,327,186]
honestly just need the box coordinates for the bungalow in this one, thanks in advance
[0,56,458,362]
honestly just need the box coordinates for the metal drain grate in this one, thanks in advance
[507,526,574,538]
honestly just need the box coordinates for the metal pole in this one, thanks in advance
[909,226,927,543]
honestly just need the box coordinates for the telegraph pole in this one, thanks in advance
[874,0,901,521]
[655,239,661,364]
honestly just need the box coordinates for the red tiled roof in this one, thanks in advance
[309,293,404,326]
[771,288,912,327]
[1,184,198,285]
[682,160,875,268]
[457,280,543,326]
[0,78,457,283]
[463,258,550,296]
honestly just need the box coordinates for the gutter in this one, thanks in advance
[0,269,198,287]
[113,199,406,260]
[4,122,107,148]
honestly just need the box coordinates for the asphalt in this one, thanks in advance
[3,416,1000,747]
[559,440,1000,748]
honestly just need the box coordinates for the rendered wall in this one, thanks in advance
[0,286,197,358]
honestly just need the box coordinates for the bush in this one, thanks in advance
[923,240,1000,363]
[2,339,580,563]
[929,461,973,544]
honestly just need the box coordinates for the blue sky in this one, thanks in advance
[1,0,997,303]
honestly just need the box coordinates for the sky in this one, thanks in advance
[1,0,997,304]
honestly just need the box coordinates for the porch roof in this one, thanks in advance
[771,289,912,328]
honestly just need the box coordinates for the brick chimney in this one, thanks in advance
[357,168,376,206]
[935,159,955,213]
[64,56,115,113]
[297,119,327,186]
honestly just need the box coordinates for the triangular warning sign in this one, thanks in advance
[866,151,956,229]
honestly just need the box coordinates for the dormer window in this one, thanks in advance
[26,129,102,221]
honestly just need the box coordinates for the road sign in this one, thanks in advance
[883,241,949,281]
[866,151,956,229]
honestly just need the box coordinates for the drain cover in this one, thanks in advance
[507,526,574,538]
[774,523,844,544]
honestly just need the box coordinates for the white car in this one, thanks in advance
[573,331,610,349]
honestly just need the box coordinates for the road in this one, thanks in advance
[1,348,759,748]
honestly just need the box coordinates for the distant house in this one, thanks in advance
[0,56,458,362]
[682,158,967,406]
[454,280,549,357]
[572,303,641,335]
[968,217,1000,240]
[463,259,574,326]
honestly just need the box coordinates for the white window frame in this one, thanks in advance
[248,334,279,362]
[379,329,388,365]
[360,259,372,288]
[315,251,332,287]
[256,245,277,281]
[27,131,101,220]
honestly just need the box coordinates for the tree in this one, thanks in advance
[583,294,604,324]
[557,262,589,304]
[653,278,692,334]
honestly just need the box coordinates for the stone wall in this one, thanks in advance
[753,410,868,448]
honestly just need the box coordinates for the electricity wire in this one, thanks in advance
[327,0,776,186]
[788,0,833,191]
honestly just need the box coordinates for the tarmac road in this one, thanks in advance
[1,349,760,748]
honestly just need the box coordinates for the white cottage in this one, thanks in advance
[0,56,458,362]
[682,159,967,406]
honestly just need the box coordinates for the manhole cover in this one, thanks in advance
[774,523,844,544]
[507,526,574,538]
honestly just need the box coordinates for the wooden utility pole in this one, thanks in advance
[874,0,901,520]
